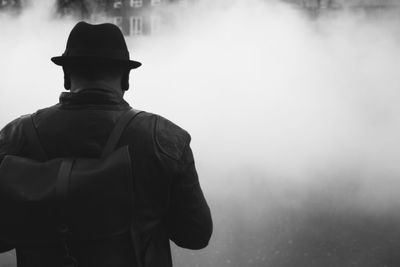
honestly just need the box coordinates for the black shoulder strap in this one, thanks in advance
[21,110,141,160]
[101,109,142,158]
[21,115,48,161]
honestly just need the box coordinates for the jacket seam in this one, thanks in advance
[154,115,185,162]
[12,117,26,156]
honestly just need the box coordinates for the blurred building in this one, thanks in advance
[283,0,400,13]
[0,0,23,13]
[335,0,400,12]
[56,0,188,36]
[57,0,91,18]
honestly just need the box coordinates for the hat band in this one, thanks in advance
[63,48,130,61]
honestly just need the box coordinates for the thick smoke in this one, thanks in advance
[1,0,400,266]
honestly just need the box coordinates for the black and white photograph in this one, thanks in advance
[1,0,400,266]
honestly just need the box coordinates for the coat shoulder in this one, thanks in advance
[153,114,190,161]
[0,116,27,155]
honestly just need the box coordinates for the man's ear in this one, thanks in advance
[121,70,130,91]
[63,67,71,90]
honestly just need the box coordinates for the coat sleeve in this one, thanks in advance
[0,118,23,253]
[167,136,213,250]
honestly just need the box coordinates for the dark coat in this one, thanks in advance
[0,89,212,267]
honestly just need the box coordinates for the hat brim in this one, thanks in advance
[51,55,142,69]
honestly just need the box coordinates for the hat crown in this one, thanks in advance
[65,22,128,54]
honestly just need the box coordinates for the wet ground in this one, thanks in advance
[2,186,400,267]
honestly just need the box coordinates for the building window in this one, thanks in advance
[1,0,16,6]
[130,0,142,8]
[113,16,123,30]
[130,16,143,36]
[151,15,161,34]
[151,0,162,6]
[113,0,122,9]
[303,0,318,9]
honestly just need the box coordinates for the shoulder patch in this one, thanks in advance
[155,116,190,161]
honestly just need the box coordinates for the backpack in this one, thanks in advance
[0,109,142,266]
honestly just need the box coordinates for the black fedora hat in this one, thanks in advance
[51,21,141,69]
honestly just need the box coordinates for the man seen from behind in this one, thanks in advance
[0,21,212,267]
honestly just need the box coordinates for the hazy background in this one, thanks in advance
[1,0,400,266]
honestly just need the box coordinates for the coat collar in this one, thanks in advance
[59,88,131,110]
